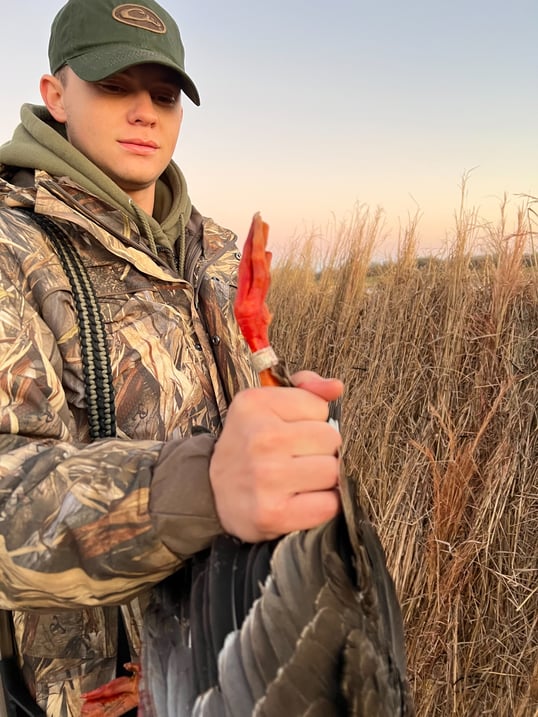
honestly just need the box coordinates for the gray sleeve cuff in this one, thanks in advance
[149,432,223,559]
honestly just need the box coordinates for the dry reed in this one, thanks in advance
[267,190,538,716]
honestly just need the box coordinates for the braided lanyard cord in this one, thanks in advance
[28,212,117,440]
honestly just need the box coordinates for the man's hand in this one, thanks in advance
[209,375,344,542]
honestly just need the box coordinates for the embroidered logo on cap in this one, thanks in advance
[112,4,167,34]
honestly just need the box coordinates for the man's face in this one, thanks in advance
[54,64,184,208]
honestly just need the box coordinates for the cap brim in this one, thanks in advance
[68,46,200,106]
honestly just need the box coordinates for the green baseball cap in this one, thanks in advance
[48,0,200,105]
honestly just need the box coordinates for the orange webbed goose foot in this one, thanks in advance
[81,663,140,717]
[234,213,285,386]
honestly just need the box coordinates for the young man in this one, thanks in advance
[0,1,343,715]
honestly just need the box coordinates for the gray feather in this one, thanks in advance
[192,687,227,717]
[217,629,256,717]
[302,699,342,717]
[343,629,408,717]
[253,607,346,716]
[238,600,272,700]
[258,583,303,662]
[139,585,194,717]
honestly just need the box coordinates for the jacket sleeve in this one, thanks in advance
[0,260,223,611]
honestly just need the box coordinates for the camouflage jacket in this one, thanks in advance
[0,169,258,715]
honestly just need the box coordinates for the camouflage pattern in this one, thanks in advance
[0,169,258,715]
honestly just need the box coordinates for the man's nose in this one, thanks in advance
[127,91,157,125]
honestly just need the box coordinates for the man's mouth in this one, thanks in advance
[118,139,159,155]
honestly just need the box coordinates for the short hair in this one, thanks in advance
[54,65,69,84]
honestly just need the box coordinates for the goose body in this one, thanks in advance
[139,472,414,716]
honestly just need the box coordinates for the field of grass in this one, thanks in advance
[267,193,538,716]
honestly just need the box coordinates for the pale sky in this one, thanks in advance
[2,1,538,258]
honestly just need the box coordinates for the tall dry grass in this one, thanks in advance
[267,191,538,716]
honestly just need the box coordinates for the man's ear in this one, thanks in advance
[40,74,67,124]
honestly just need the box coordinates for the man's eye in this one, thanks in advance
[98,82,124,94]
[154,93,178,106]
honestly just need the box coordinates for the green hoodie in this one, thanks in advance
[0,103,192,271]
